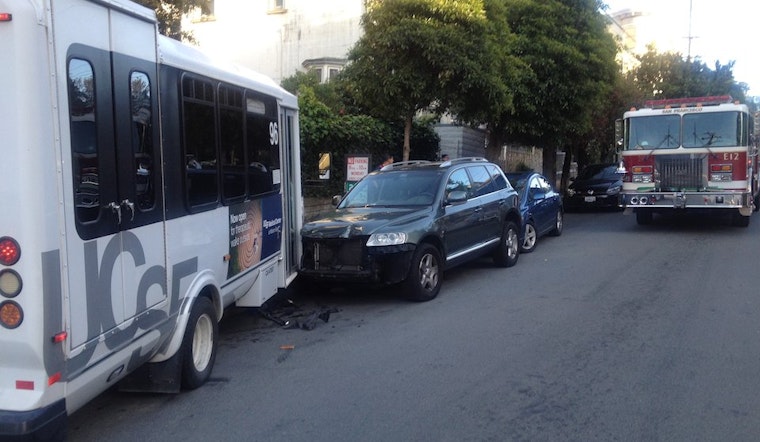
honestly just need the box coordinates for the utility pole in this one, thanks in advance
[685,0,698,61]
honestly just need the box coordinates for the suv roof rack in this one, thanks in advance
[440,157,488,167]
[380,160,431,171]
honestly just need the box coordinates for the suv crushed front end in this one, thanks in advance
[300,232,415,284]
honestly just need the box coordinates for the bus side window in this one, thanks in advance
[182,76,218,208]
[130,71,155,211]
[219,84,245,203]
[68,58,100,223]
[246,93,278,197]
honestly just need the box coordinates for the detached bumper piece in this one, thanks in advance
[300,237,414,284]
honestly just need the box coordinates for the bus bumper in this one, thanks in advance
[0,399,67,441]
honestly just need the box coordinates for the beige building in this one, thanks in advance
[606,5,692,73]
[183,0,365,84]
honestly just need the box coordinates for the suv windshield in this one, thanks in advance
[340,170,442,208]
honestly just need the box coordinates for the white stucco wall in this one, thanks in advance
[183,0,365,83]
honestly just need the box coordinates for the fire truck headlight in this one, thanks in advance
[634,175,653,183]
[710,173,731,182]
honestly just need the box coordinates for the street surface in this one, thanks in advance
[69,210,760,441]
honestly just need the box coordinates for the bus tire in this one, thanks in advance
[181,297,218,390]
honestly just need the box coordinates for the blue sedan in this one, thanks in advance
[506,172,564,253]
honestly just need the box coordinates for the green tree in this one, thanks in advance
[342,0,498,161]
[501,0,618,184]
[133,0,208,41]
[284,76,439,197]
[626,46,748,103]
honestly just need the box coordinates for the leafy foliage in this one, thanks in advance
[288,80,439,197]
[133,0,208,41]
[342,0,501,160]
[626,46,748,104]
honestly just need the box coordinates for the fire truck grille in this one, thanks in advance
[656,155,706,191]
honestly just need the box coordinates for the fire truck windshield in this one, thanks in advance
[627,115,680,149]
[627,111,746,150]
[682,112,743,148]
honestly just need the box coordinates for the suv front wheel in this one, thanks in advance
[493,220,520,268]
[403,243,442,302]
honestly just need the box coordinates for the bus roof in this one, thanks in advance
[157,35,297,109]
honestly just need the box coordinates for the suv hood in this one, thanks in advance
[302,206,431,239]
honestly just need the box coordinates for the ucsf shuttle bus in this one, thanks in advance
[0,0,302,439]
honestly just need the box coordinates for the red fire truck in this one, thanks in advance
[617,95,760,226]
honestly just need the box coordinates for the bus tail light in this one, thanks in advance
[0,236,21,266]
[0,269,22,297]
[0,301,23,329]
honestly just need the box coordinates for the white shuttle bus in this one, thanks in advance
[0,0,303,439]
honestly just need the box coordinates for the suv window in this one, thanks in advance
[487,164,508,191]
[446,169,472,196]
[467,165,492,197]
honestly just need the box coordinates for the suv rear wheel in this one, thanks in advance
[493,221,519,267]
[403,243,442,302]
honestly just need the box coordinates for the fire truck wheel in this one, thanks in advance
[732,212,751,227]
[754,192,759,212]
[181,297,218,390]
[636,210,653,225]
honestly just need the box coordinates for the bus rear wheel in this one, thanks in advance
[181,297,218,390]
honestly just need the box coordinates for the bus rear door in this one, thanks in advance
[52,0,167,391]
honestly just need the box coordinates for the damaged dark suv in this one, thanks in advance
[299,158,522,301]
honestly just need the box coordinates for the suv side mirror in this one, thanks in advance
[331,195,343,207]
[447,190,468,204]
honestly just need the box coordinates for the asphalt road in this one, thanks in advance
[68,209,760,441]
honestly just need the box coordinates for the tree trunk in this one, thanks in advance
[486,126,504,165]
[542,146,557,187]
[403,116,412,161]
[560,145,574,194]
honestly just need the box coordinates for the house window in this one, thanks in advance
[301,58,347,84]
[190,0,215,23]
[268,0,286,14]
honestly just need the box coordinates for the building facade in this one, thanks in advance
[184,0,365,84]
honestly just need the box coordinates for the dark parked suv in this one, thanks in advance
[299,158,522,301]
